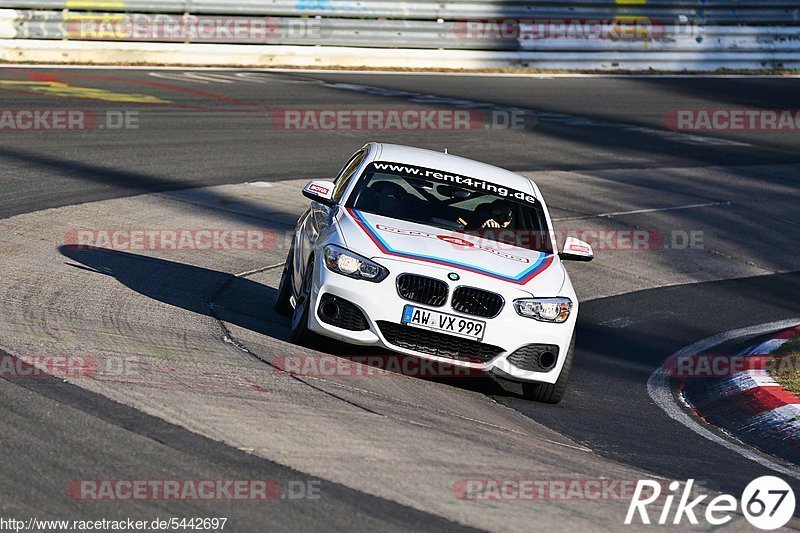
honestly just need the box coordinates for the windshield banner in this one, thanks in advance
[368,161,538,206]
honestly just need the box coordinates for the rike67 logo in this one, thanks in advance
[626,477,795,530]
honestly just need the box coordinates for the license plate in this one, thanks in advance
[401,305,485,341]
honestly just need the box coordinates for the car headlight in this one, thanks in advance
[513,297,572,323]
[323,245,388,282]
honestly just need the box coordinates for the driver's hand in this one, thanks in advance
[482,219,501,228]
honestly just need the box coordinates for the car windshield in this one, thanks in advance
[346,162,553,253]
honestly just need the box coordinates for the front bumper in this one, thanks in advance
[306,256,577,385]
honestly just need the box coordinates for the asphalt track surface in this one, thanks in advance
[1,69,798,219]
[1,68,800,531]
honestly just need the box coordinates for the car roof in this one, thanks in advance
[371,143,539,197]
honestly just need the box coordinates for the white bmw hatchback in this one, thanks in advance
[275,143,593,403]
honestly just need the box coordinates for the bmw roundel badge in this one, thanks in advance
[448,273,460,281]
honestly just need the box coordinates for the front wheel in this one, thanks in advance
[289,259,315,345]
[521,335,575,404]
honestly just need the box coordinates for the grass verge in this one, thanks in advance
[770,336,800,395]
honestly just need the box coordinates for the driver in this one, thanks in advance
[479,199,513,229]
[363,181,407,218]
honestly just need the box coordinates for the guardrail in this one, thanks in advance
[2,1,800,24]
[6,11,799,53]
[1,1,799,70]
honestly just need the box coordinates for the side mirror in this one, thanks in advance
[302,180,336,207]
[559,236,593,262]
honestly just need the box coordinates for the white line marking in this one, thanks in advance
[325,82,750,148]
[598,310,675,328]
[235,262,284,277]
[647,318,800,480]
[554,201,731,221]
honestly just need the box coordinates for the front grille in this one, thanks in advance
[506,344,559,372]
[396,274,448,307]
[451,287,504,318]
[317,294,369,331]
[376,321,504,363]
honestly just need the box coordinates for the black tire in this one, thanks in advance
[274,248,294,316]
[521,335,575,404]
[289,259,315,345]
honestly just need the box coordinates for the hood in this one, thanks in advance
[337,208,565,294]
